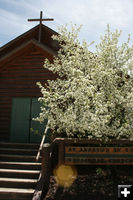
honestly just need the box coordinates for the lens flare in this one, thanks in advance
[53,164,77,187]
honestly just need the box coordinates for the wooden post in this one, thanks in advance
[32,143,51,200]
[41,143,51,188]
[58,140,65,165]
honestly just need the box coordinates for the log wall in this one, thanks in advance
[0,49,57,141]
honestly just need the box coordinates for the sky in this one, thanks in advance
[1,0,133,52]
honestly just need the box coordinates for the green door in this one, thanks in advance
[30,98,45,143]
[10,98,47,143]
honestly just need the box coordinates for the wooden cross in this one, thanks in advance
[28,11,54,43]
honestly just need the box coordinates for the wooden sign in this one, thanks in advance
[65,146,133,165]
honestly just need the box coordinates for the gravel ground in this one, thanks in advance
[43,166,133,200]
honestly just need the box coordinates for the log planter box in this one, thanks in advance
[33,138,133,200]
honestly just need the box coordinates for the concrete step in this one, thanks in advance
[0,142,42,199]
[0,177,37,189]
[0,161,41,170]
[0,169,40,179]
[0,148,38,156]
[0,187,34,200]
[0,154,41,162]
[0,142,39,149]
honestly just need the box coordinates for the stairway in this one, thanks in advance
[0,142,41,200]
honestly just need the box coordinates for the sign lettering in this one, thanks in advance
[65,146,133,165]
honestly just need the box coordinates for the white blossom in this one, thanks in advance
[36,24,133,142]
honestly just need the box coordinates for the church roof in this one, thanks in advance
[0,24,59,70]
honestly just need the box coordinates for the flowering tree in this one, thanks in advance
[36,24,133,141]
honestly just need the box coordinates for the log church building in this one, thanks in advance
[0,11,59,144]
[0,11,60,200]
